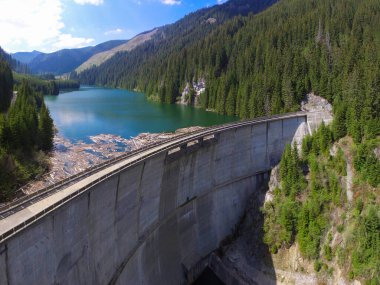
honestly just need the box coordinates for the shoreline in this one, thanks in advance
[22,126,204,194]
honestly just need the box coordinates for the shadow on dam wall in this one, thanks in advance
[0,114,306,285]
[192,178,277,285]
[193,267,225,285]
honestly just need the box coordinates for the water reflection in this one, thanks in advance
[44,87,237,142]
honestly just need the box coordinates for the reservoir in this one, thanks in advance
[44,86,237,142]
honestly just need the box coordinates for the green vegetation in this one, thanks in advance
[354,140,380,187]
[263,123,379,283]
[13,73,79,95]
[0,58,13,112]
[0,64,54,201]
[75,0,278,99]
[27,40,127,75]
[78,0,379,143]
[351,205,380,282]
[0,49,76,202]
[75,5,380,281]
[0,46,29,74]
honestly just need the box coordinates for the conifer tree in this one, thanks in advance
[38,102,54,151]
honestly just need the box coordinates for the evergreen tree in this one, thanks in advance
[76,0,379,142]
[0,80,55,201]
[38,101,54,151]
[0,59,13,112]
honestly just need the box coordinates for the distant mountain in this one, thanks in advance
[0,46,29,74]
[12,50,43,64]
[27,40,128,75]
[76,0,278,89]
[76,0,277,74]
[76,29,158,73]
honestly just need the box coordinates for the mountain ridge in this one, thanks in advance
[76,29,158,73]
[74,0,278,86]
[23,40,128,75]
[12,50,43,64]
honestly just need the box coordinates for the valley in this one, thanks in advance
[0,0,379,284]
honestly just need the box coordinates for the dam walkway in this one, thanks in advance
[0,112,307,285]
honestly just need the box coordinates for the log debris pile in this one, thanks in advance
[22,126,204,194]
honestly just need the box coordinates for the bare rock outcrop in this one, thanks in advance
[301,93,333,133]
[178,79,206,106]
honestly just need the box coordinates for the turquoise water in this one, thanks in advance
[44,86,237,142]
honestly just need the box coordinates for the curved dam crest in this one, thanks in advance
[0,113,307,285]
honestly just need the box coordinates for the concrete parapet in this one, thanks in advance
[0,113,306,285]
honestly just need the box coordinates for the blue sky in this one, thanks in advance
[0,0,226,53]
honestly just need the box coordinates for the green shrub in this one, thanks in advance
[314,260,322,272]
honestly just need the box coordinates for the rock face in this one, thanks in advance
[301,93,332,113]
[0,114,307,285]
[216,191,320,285]
[374,146,380,160]
[215,96,342,284]
[265,164,280,204]
[179,79,206,106]
[301,93,333,133]
[291,120,309,152]
[206,18,217,24]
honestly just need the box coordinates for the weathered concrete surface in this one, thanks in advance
[0,114,306,285]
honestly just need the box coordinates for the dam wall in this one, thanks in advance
[0,113,307,285]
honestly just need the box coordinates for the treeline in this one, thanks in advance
[14,73,79,95]
[0,60,54,201]
[263,123,379,283]
[74,0,278,89]
[78,0,380,143]
[0,47,79,96]
[54,79,80,91]
[0,46,29,74]
[0,59,13,112]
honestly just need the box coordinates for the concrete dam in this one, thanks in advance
[0,113,307,285]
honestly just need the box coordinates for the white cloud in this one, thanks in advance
[161,0,181,5]
[0,0,94,52]
[53,34,94,49]
[73,0,104,5]
[104,28,124,36]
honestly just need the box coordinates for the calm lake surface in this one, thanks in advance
[44,86,237,142]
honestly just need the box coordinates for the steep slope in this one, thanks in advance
[0,57,13,112]
[28,40,127,75]
[75,0,278,85]
[78,0,380,142]
[262,127,380,284]
[12,72,79,95]
[76,29,158,73]
[12,50,43,64]
[0,80,54,201]
[0,46,29,74]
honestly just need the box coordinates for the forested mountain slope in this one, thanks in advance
[12,50,43,64]
[75,0,278,86]
[0,46,29,74]
[0,58,54,201]
[76,29,158,73]
[78,0,379,143]
[12,72,79,96]
[28,40,127,75]
[262,124,380,284]
[0,56,14,112]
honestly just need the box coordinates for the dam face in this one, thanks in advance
[0,114,306,285]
